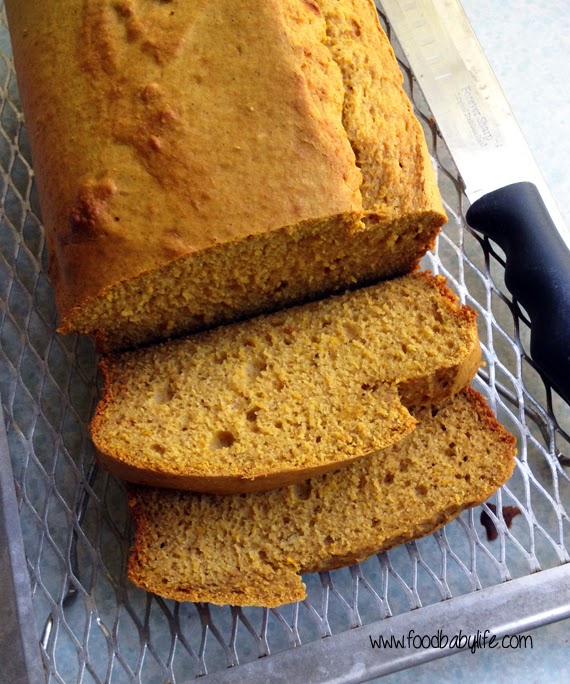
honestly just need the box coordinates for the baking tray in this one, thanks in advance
[1,2,570,682]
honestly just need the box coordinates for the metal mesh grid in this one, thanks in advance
[1,2,569,682]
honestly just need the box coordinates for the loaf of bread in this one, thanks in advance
[126,388,516,607]
[6,0,445,352]
[91,272,481,493]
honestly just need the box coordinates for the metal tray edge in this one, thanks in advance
[199,563,570,684]
[0,406,44,684]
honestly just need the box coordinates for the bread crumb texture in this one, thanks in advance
[91,272,480,493]
[6,0,445,351]
[126,388,516,607]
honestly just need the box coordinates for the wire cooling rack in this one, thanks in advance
[1,3,570,683]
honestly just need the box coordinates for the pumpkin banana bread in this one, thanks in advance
[91,272,481,494]
[6,0,445,352]
[126,388,517,607]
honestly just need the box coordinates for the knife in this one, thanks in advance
[379,0,570,405]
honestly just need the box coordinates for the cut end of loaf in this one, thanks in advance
[61,209,445,353]
[126,388,516,607]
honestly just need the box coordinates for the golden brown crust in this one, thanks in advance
[126,388,516,607]
[319,0,444,219]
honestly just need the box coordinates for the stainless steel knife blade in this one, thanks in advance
[379,0,570,403]
[379,0,570,249]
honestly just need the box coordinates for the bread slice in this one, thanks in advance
[126,388,516,607]
[6,0,445,352]
[91,272,481,494]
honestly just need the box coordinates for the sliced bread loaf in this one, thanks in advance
[91,272,481,494]
[7,0,445,352]
[126,388,517,607]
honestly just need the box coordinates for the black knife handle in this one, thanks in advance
[466,181,570,405]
